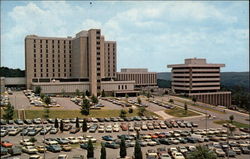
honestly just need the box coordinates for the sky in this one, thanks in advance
[1,1,249,72]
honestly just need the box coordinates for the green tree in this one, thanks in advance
[150,88,154,92]
[3,102,14,120]
[101,90,106,97]
[146,92,151,99]
[34,86,41,95]
[75,117,79,128]
[125,94,129,102]
[85,90,90,97]
[43,108,50,119]
[40,93,45,100]
[169,99,174,103]
[54,118,59,128]
[59,120,64,132]
[184,102,188,114]
[61,89,66,97]
[186,145,217,159]
[120,137,127,158]
[119,109,127,118]
[137,97,142,104]
[192,97,197,105]
[229,115,234,123]
[87,139,94,158]
[75,89,80,97]
[29,137,37,143]
[128,108,133,113]
[138,107,145,116]
[82,118,88,132]
[100,142,106,159]
[44,96,51,105]
[134,139,142,159]
[91,95,98,104]
[81,98,90,115]
[228,126,236,137]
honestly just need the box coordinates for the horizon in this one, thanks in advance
[1,1,249,72]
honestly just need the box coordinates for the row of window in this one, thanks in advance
[34,49,72,54]
[118,85,127,90]
[34,39,71,44]
[34,73,71,78]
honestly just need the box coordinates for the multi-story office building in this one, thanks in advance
[167,58,231,107]
[116,68,157,88]
[25,29,135,96]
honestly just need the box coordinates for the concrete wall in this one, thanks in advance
[32,82,90,94]
[101,81,135,92]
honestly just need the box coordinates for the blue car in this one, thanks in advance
[102,135,114,141]
[46,144,62,152]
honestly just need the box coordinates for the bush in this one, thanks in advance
[29,137,37,143]
[128,108,133,113]
[120,109,127,118]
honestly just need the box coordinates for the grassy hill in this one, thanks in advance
[157,72,249,89]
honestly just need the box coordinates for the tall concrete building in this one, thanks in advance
[167,58,231,107]
[25,29,135,96]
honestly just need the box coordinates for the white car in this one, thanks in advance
[44,138,58,145]
[67,137,80,144]
[113,124,120,132]
[22,146,38,154]
[98,125,105,133]
[145,139,157,146]
[58,154,68,159]
[106,125,112,132]
[86,136,97,143]
[20,139,34,146]
[172,152,185,159]
[77,136,88,143]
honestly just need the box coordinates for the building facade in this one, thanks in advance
[25,29,131,96]
[116,68,157,88]
[167,58,231,107]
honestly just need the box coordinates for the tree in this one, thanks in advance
[81,91,85,99]
[59,120,64,132]
[75,89,80,97]
[229,115,234,123]
[169,99,174,103]
[34,86,41,95]
[82,118,88,132]
[128,108,133,113]
[120,137,127,158]
[184,102,188,114]
[119,109,127,118]
[54,118,59,128]
[85,90,90,97]
[44,96,51,105]
[228,126,236,137]
[100,142,106,159]
[91,95,98,104]
[87,139,94,158]
[150,88,154,92]
[146,92,151,99]
[61,89,66,97]
[137,97,142,104]
[192,97,197,105]
[81,98,90,115]
[29,137,37,143]
[43,108,50,119]
[134,139,142,159]
[101,90,106,97]
[3,102,14,120]
[186,145,217,159]
[40,93,45,100]
[75,117,79,128]
[138,107,145,116]
[125,94,129,102]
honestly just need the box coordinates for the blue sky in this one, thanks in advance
[1,1,249,72]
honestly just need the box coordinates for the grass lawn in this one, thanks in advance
[164,107,200,117]
[214,120,249,128]
[1,108,159,119]
[172,98,226,114]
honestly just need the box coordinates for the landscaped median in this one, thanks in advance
[164,107,201,117]
[213,120,249,128]
[2,108,160,119]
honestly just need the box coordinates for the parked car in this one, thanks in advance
[22,146,38,154]
[62,145,72,151]
[102,135,114,141]
[46,144,62,152]
[0,145,8,155]
[1,140,13,148]
[8,146,22,155]
[36,146,46,153]
[104,142,119,149]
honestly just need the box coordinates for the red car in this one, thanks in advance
[149,133,158,139]
[1,140,13,148]
[120,123,128,131]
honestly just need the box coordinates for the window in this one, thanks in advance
[97,68,100,71]
[46,40,48,43]
[34,64,36,67]
[46,64,48,67]
[40,40,42,43]
[41,69,43,72]
[53,64,55,67]
[58,73,60,77]
[46,59,48,63]
[46,45,48,49]
[34,49,36,53]
[46,69,48,72]
[64,55,66,58]
[97,47,100,50]
[64,73,66,76]
[40,49,42,53]
[34,44,36,48]
[52,54,54,58]
[53,73,55,77]
[122,85,124,89]
[40,54,42,58]
[97,62,100,66]
[34,40,36,43]
[96,41,100,45]
[125,85,127,89]
[34,69,36,72]
[34,73,36,77]
[97,86,101,89]
[40,45,42,48]
[52,40,54,43]
[34,59,36,63]
[97,57,100,60]
[97,73,100,76]
[97,52,100,55]
[34,54,36,58]
[46,54,48,58]
[118,85,120,90]
[64,64,66,67]
[46,73,48,77]
[58,64,60,67]
[97,30,100,34]
[52,50,54,53]
[64,41,66,44]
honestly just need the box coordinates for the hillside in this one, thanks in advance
[157,72,249,89]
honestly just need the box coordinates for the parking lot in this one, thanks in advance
[1,116,250,159]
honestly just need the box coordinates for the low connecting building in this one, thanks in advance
[167,58,231,107]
